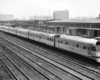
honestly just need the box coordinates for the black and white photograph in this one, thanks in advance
[0,0,100,80]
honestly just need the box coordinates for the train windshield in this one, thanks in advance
[96,41,100,51]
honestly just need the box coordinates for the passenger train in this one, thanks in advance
[0,26,100,62]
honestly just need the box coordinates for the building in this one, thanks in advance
[47,19,100,38]
[29,15,52,20]
[96,14,100,19]
[0,14,14,21]
[53,10,69,20]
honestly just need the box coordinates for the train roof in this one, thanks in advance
[49,34,56,37]
[17,28,30,32]
[41,32,56,37]
[2,26,9,28]
[8,27,17,29]
[29,30,42,34]
[40,32,50,36]
[60,34,99,45]
[29,30,56,37]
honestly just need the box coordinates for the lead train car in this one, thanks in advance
[55,34,100,62]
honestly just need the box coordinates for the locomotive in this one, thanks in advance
[0,26,100,62]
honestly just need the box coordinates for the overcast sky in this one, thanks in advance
[0,0,100,19]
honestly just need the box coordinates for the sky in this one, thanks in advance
[0,0,100,19]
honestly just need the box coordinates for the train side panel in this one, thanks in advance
[8,27,17,35]
[17,29,29,38]
[55,35,96,58]
[29,31,41,42]
[40,33,55,46]
[0,26,9,32]
[29,31,55,46]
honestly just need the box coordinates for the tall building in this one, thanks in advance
[0,14,14,21]
[53,10,69,20]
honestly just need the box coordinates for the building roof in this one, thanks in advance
[47,19,100,24]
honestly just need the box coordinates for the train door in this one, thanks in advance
[94,30,98,38]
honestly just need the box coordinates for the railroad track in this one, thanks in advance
[0,58,17,80]
[0,44,57,80]
[0,31,100,79]
[0,32,98,79]
[0,52,30,80]
[0,35,83,80]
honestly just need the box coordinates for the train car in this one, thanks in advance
[29,30,56,46]
[17,29,30,38]
[55,34,100,62]
[8,27,17,35]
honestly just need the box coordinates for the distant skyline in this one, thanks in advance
[0,0,100,19]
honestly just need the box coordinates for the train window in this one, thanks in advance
[91,46,96,51]
[66,42,67,44]
[96,41,100,45]
[61,41,62,43]
[83,46,86,49]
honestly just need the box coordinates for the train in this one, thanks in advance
[0,26,100,62]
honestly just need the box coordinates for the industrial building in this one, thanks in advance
[47,19,100,38]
